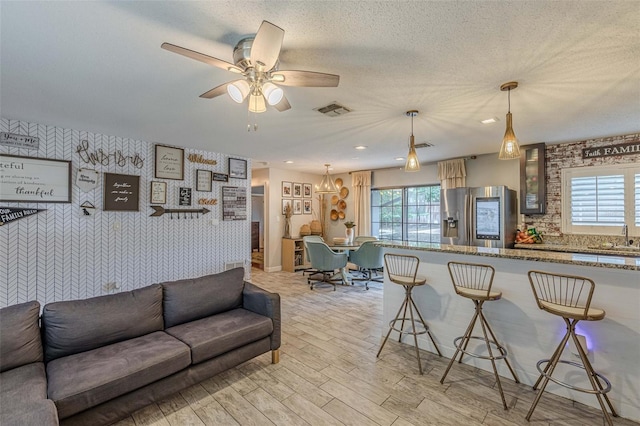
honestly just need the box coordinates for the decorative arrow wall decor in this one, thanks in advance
[149,206,210,219]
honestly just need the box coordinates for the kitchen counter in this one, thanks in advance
[378,241,640,271]
[379,243,640,421]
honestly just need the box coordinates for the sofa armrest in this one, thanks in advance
[243,282,281,350]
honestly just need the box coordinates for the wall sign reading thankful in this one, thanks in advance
[0,154,72,203]
[582,141,640,159]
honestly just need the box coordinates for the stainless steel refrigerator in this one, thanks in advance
[440,186,517,248]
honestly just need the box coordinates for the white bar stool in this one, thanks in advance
[440,261,519,410]
[527,270,617,425]
[376,253,442,374]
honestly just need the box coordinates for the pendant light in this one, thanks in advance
[498,81,521,160]
[316,164,338,194]
[404,110,420,172]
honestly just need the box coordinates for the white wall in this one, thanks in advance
[0,117,250,308]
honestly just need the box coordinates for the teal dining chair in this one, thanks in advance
[348,240,384,290]
[306,241,348,291]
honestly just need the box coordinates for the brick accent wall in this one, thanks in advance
[525,133,639,243]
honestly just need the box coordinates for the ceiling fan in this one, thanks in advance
[161,20,340,114]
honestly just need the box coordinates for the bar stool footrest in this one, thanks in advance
[390,318,428,336]
[536,359,612,395]
[453,335,509,361]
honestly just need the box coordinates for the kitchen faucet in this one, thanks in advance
[621,224,629,246]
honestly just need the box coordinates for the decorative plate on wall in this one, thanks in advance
[340,187,349,198]
[331,195,339,205]
[334,178,343,188]
[337,199,347,211]
[338,211,345,219]
[330,209,339,221]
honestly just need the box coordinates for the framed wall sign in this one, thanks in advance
[293,182,302,198]
[293,199,302,215]
[0,154,72,203]
[150,181,167,204]
[282,181,292,197]
[303,199,312,214]
[154,145,184,180]
[179,187,192,206]
[303,183,312,198]
[212,172,229,182]
[222,186,247,220]
[196,169,213,192]
[228,158,247,179]
[103,173,140,211]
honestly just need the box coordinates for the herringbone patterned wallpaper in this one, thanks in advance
[0,117,250,308]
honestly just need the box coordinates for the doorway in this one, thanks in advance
[251,185,265,269]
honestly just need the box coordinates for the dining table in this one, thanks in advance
[326,243,361,284]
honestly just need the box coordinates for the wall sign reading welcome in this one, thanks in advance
[0,154,71,203]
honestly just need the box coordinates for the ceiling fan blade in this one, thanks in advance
[273,94,291,112]
[161,42,243,73]
[199,82,231,99]
[250,21,284,71]
[271,70,340,87]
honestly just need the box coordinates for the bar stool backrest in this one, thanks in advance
[528,270,595,318]
[447,261,495,298]
[384,254,420,285]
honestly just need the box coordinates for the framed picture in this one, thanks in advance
[103,173,140,211]
[222,186,247,220]
[179,187,192,206]
[0,154,72,203]
[281,181,292,197]
[196,169,213,192]
[150,181,167,204]
[303,199,312,214]
[293,199,302,215]
[293,182,302,198]
[212,173,228,182]
[282,199,292,215]
[228,158,247,179]
[303,183,312,198]
[155,145,184,180]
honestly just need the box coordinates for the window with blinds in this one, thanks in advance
[562,164,640,235]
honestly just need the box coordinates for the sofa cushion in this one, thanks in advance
[46,331,190,419]
[0,301,42,372]
[0,362,48,408]
[166,308,273,364]
[0,399,59,426]
[163,267,245,328]
[42,284,163,362]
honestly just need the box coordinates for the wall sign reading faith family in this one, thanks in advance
[582,141,640,159]
[0,154,72,203]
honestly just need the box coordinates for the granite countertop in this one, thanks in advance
[514,243,640,257]
[377,241,640,271]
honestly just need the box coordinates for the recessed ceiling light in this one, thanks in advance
[284,160,294,164]
[351,157,359,160]
[355,145,367,150]
[481,117,499,124]
[395,157,405,161]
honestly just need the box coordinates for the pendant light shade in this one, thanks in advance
[316,164,338,194]
[262,82,284,106]
[404,110,420,172]
[498,82,521,160]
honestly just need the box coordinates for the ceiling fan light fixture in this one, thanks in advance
[498,81,521,160]
[248,93,266,113]
[262,82,284,105]
[404,110,421,172]
[227,80,250,103]
[316,163,338,194]
[271,74,285,83]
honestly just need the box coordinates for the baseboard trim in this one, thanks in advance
[264,266,282,273]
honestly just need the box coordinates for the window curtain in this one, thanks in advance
[351,171,372,236]
[438,159,466,189]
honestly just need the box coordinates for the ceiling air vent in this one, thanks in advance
[414,142,434,149]
[315,102,352,117]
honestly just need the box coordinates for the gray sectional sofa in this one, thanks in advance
[0,268,281,426]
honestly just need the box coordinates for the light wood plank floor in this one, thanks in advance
[114,268,637,426]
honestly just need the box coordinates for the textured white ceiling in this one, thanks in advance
[1,1,639,173]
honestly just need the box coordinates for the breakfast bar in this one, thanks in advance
[379,242,640,421]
